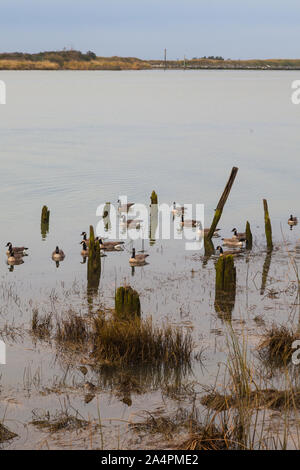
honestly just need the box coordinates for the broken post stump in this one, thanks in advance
[115,285,141,320]
[87,225,101,292]
[245,221,253,250]
[41,205,50,240]
[150,190,158,206]
[150,191,158,245]
[41,205,50,223]
[263,199,273,251]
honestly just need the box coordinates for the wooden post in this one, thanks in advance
[150,191,158,245]
[115,286,141,320]
[41,205,50,240]
[205,167,239,255]
[41,205,50,223]
[150,190,158,205]
[245,221,253,250]
[263,199,273,251]
[87,225,101,293]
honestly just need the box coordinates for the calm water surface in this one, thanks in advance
[0,70,300,449]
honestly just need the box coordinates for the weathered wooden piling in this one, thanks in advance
[41,205,50,240]
[115,285,141,320]
[205,167,239,256]
[245,221,253,250]
[214,254,236,319]
[263,199,273,251]
[150,190,158,206]
[150,191,158,245]
[41,205,50,223]
[87,225,101,293]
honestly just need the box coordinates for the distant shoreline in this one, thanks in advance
[1,51,300,71]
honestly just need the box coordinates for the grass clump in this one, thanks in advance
[31,309,52,339]
[0,423,18,443]
[56,314,89,347]
[201,388,300,411]
[115,285,141,320]
[31,409,90,432]
[93,316,193,368]
[178,425,234,450]
[131,408,200,441]
[258,325,299,366]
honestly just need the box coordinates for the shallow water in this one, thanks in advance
[0,70,300,449]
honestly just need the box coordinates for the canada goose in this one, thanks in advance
[198,228,221,238]
[81,232,89,243]
[231,228,246,241]
[180,214,200,228]
[117,200,135,212]
[7,250,25,265]
[120,215,141,229]
[52,246,65,261]
[171,202,185,215]
[222,237,244,247]
[216,246,241,257]
[80,241,89,256]
[98,238,124,251]
[129,248,149,265]
[6,242,28,256]
[288,215,298,227]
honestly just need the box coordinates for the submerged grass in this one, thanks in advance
[31,309,52,339]
[201,388,300,411]
[31,409,90,433]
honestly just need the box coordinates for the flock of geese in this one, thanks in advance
[5,201,298,267]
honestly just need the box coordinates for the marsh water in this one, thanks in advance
[0,70,300,449]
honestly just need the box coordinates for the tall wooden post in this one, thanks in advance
[204,167,239,255]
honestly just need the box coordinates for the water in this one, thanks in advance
[0,70,300,449]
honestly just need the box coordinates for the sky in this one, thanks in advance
[0,0,299,59]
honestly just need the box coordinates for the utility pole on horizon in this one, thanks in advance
[164,48,167,70]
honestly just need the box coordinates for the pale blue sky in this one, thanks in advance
[0,0,299,59]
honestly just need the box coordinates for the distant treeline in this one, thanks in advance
[0,50,151,70]
[0,50,97,64]
[1,50,300,70]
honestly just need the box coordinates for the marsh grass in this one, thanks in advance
[201,388,300,411]
[258,325,299,366]
[178,425,234,450]
[56,314,90,348]
[31,309,52,339]
[92,316,193,368]
[130,407,200,441]
[198,325,300,449]
[0,423,18,443]
[31,409,90,433]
